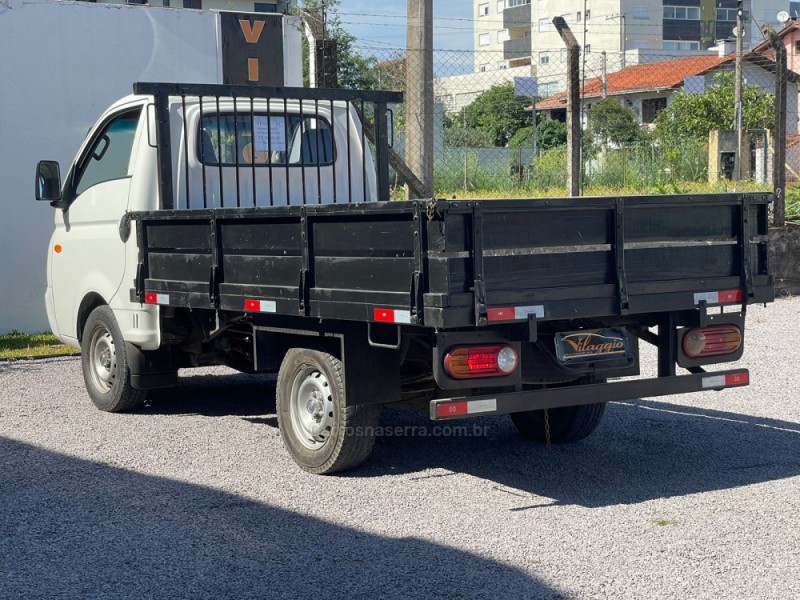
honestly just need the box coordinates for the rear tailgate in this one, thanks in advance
[424,194,773,328]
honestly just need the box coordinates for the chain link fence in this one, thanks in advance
[343,40,798,213]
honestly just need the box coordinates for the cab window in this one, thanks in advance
[74,109,141,196]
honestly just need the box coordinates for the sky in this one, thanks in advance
[333,0,476,75]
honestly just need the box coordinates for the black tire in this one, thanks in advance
[276,348,381,474]
[510,402,606,444]
[81,305,146,413]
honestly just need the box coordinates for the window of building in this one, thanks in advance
[663,6,700,20]
[183,0,201,8]
[478,3,489,16]
[716,8,736,21]
[539,81,558,97]
[795,40,800,55]
[479,33,490,46]
[479,63,490,72]
[632,5,649,20]
[498,61,508,69]
[540,53,550,65]
[254,2,278,12]
[576,11,581,22]
[498,30,510,43]
[641,97,668,124]
[663,40,701,50]
[497,0,505,13]
[538,18,552,32]
[585,9,590,20]
[507,0,530,6]
[126,0,148,5]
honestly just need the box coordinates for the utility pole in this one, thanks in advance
[763,24,787,226]
[554,17,581,196]
[734,0,744,180]
[605,14,626,68]
[601,51,607,98]
[406,0,434,198]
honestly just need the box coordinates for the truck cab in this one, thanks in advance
[39,91,378,351]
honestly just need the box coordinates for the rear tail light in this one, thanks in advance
[682,325,742,358]
[443,345,518,379]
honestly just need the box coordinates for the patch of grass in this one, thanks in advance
[0,331,79,360]
[652,518,678,527]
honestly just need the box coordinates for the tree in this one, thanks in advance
[654,71,774,143]
[507,119,567,150]
[296,0,400,90]
[588,98,642,146]
[444,127,494,148]
[460,83,532,146]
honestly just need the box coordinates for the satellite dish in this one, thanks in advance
[777,10,791,24]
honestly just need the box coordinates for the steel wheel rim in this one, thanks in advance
[88,325,117,393]
[289,366,335,450]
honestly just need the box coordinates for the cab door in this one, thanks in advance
[51,106,143,341]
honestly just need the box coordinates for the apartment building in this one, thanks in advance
[80,0,291,12]
[477,0,798,86]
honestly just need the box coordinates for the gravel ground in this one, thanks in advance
[1,299,799,599]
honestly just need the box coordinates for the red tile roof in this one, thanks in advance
[536,55,728,110]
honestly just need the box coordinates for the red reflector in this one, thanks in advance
[725,372,749,386]
[436,402,469,418]
[374,308,394,322]
[487,307,515,322]
[244,299,260,312]
[144,293,157,304]
[718,289,743,303]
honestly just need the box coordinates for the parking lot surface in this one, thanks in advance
[1,299,799,599]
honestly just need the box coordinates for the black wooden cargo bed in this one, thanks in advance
[132,193,774,329]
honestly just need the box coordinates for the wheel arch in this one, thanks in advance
[76,292,107,343]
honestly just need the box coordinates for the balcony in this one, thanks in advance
[504,35,531,60]
[503,2,531,30]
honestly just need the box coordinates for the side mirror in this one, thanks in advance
[35,160,63,204]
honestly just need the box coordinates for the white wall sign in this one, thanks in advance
[684,76,706,95]
[514,76,539,97]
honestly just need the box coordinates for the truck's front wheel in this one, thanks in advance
[276,348,381,474]
[81,305,146,413]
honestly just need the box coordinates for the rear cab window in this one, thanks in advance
[198,113,333,167]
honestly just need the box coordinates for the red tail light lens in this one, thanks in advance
[682,326,742,358]
[444,345,518,379]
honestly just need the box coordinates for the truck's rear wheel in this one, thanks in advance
[276,348,381,474]
[81,305,146,412]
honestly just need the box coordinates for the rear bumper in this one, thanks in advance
[430,369,749,420]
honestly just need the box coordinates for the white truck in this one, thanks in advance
[36,82,773,474]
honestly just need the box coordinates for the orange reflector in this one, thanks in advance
[54,245,62,254]
[682,325,742,358]
[443,344,518,379]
